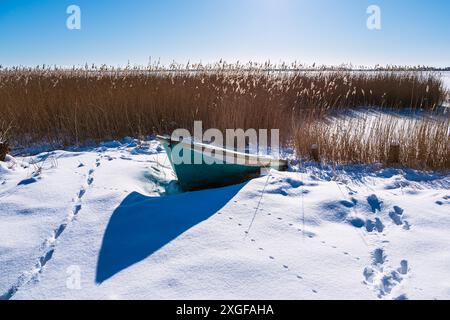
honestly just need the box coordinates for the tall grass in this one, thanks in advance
[0,64,448,170]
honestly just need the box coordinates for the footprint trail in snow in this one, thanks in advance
[0,158,101,300]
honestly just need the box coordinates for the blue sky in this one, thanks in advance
[1,0,449,67]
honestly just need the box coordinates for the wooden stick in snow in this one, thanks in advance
[0,142,10,162]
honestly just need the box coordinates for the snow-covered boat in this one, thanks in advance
[157,135,288,191]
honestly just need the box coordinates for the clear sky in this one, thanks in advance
[1,0,449,67]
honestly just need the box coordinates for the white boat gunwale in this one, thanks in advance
[156,135,287,169]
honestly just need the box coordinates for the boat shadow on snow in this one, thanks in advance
[96,182,247,284]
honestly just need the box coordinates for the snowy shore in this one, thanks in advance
[0,138,449,300]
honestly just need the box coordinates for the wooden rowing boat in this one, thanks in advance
[157,135,288,191]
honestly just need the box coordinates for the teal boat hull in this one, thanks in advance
[158,136,287,191]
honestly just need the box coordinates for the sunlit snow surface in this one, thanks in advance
[0,138,449,300]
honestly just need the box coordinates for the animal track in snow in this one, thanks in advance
[340,198,357,208]
[350,218,365,228]
[367,194,383,213]
[233,207,362,267]
[363,248,410,299]
[229,199,361,262]
[388,206,411,230]
[366,218,385,233]
[219,210,322,292]
[436,196,449,206]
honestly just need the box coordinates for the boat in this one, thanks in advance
[157,135,288,191]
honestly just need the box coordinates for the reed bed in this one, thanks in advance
[0,64,448,170]
[294,112,449,171]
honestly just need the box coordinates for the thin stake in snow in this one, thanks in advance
[245,167,272,238]
[387,143,401,165]
[310,144,320,162]
[300,166,306,239]
[0,142,10,162]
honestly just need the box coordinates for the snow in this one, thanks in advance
[441,72,450,91]
[439,71,450,107]
[0,139,449,300]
